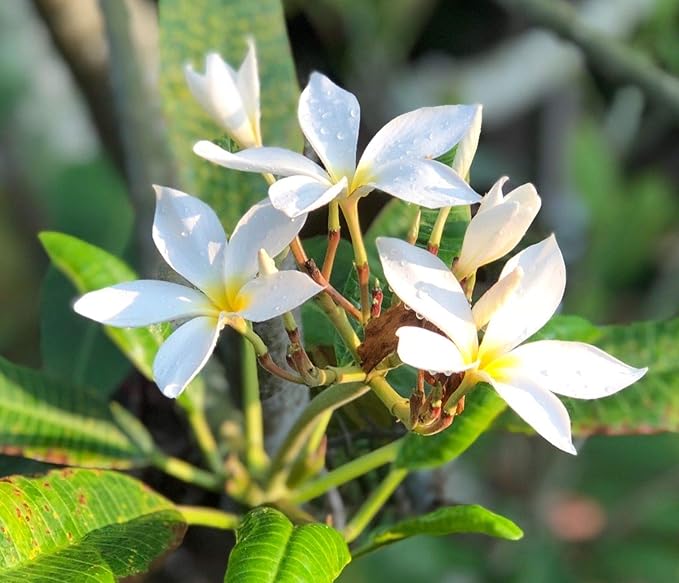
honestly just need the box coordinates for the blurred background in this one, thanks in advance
[1,0,678,581]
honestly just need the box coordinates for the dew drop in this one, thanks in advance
[336,131,346,140]
[320,127,330,135]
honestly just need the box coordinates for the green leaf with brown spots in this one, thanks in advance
[159,0,302,229]
[0,356,155,468]
[0,469,186,581]
[224,507,350,582]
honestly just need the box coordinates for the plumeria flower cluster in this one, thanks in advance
[74,39,647,456]
[375,173,646,453]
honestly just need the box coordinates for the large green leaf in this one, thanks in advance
[40,231,167,381]
[38,159,134,396]
[0,356,154,468]
[352,504,523,558]
[0,469,185,580]
[159,0,302,229]
[502,315,679,436]
[395,385,506,470]
[224,506,350,583]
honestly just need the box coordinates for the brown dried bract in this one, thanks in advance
[358,303,421,371]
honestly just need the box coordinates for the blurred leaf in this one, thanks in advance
[40,269,131,396]
[500,315,679,436]
[0,356,155,468]
[395,385,506,470]
[38,159,135,395]
[224,506,350,582]
[159,0,302,229]
[352,504,523,558]
[568,121,678,318]
[0,469,185,579]
[40,231,167,382]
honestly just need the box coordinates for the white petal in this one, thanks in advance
[184,66,211,114]
[153,316,221,398]
[477,176,509,214]
[356,104,478,176]
[268,175,347,218]
[376,237,477,360]
[74,280,217,327]
[367,159,481,208]
[298,73,359,180]
[152,185,226,293]
[225,199,307,280]
[508,340,648,399]
[480,235,565,359]
[396,326,472,374]
[193,141,329,181]
[454,183,541,280]
[451,104,482,180]
[236,38,261,146]
[491,377,576,455]
[194,53,257,148]
[237,271,324,322]
[472,266,523,330]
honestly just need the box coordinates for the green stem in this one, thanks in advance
[316,292,361,360]
[444,373,477,414]
[369,375,411,428]
[185,409,225,477]
[178,505,240,530]
[290,439,403,504]
[498,0,679,121]
[343,467,408,543]
[150,451,224,492]
[267,383,371,494]
[341,198,371,322]
[242,335,269,474]
[428,207,450,252]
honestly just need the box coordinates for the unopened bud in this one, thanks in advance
[257,248,278,276]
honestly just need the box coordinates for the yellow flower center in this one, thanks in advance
[479,353,519,383]
[205,278,252,313]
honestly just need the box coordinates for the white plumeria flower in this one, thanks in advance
[377,236,647,454]
[453,177,542,281]
[74,186,322,398]
[193,72,482,217]
[185,39,262,149]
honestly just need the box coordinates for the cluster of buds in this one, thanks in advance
[74,39,646,455]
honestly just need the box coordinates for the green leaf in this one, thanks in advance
[501,315,679,436]
[0,469,185,580]
[40,269,131,396]
[37,159,134,396]
[40,231,167,381]
[0,356,155,468]
[159,0,302,229]
[352,504,523,558]
[224,507,350,583]
[416,206,469,266]
[395,385,506,470]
